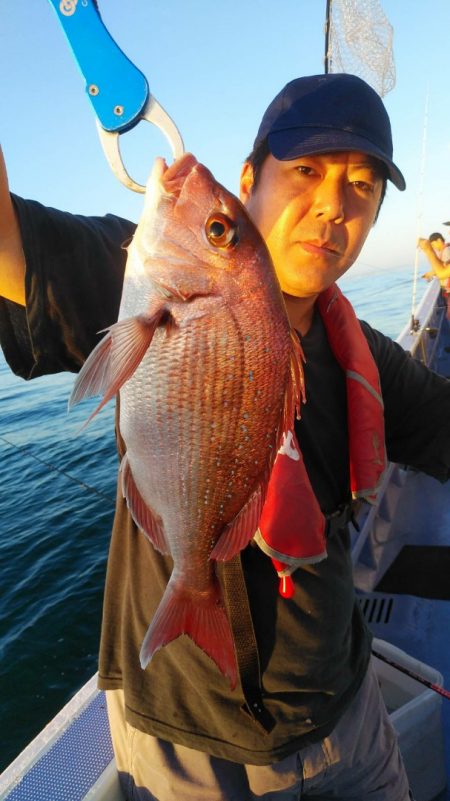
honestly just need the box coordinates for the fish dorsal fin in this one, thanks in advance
[69,307,165,422]
[281,329,306,433]
[211,331,305,564]
[210,476,268,562]
[120,453,170,554]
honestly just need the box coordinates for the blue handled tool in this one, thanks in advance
[47,0,184,192]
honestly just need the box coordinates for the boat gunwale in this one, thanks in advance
[0,675,99,796]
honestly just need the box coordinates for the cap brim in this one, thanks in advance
[268,128,406,191]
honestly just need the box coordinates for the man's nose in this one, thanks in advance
[312,179,345,224]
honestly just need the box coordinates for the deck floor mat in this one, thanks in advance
[375,546,450,599]
[3,691,113,801]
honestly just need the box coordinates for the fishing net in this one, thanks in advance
[325,0,395,97]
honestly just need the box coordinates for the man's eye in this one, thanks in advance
[352,180,374,193]
[296,165,315,176]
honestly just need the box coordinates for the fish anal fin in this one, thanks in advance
[120,454,169,554]
[140,578,237,689]
[69,306,165,422]
[210,479,267,562]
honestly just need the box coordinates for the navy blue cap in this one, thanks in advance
[254,73,405,191]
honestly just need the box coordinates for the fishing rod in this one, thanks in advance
[372,647,450,701]
[410,85,430,333]
[0,432,116,504]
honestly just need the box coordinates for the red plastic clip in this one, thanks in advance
[279,575,295,598]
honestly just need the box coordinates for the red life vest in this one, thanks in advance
[255,283,387,594]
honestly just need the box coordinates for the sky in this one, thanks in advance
[1,0,449,274]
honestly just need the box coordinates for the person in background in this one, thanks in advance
[2,73,450,800]
[419,231,450,287]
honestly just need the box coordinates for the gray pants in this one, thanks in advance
[106,660,411,800]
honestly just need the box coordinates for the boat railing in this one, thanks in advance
[396,279,446,368]
[351,279,448,576]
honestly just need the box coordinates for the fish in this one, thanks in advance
[69,153,304,689]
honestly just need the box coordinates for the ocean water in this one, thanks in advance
[0,266,428,771]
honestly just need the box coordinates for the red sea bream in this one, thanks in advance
[70,154,304,688]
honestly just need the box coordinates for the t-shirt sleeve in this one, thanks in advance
[0,194,136,379]
[361,320,450,482]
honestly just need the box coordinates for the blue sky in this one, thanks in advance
[1,1,449,273]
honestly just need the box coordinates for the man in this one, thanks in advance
[2,73,450,800]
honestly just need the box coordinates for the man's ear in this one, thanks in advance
[239,162,255,205]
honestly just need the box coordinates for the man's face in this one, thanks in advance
[240,151,384,299]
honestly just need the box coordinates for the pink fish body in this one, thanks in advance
[70,154,303,687]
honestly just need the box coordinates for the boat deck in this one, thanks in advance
[353,289,450,800]
[355,468,450,801]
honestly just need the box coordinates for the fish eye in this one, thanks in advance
[205,214,239,249]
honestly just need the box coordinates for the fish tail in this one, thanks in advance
[140,579,237,689]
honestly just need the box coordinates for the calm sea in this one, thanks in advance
[0,266,428,771]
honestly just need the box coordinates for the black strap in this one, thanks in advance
[325,502,354,538]
[222,555,276,734]
[220,502,356,733]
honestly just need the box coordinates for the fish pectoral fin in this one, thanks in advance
[68,308,165,422]
[140,577,237,689]
[120,454,170,554]
[210,479,267,562]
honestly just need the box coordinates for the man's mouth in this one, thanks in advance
[299,239,341,257]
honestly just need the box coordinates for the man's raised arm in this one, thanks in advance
[0,145,25,306]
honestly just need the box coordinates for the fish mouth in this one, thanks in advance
[159,153,200,198]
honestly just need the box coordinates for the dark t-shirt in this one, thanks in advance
[2,197,450,764]
[0,195,135,378]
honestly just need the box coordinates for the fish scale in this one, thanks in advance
[120,307,285,550]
